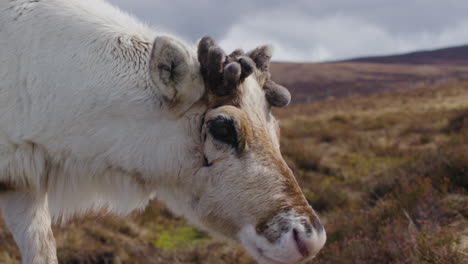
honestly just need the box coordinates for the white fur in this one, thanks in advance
[0,192,57,264]
[0,0,203,216]
[1,0,205,262]
[0,1,325,263]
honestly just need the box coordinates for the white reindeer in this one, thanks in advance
[0,0,326,263]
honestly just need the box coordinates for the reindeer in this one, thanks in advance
[0,0,326,263]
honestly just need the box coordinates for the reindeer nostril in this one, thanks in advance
[292,228,310,258]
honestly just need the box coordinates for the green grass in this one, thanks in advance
[154,226,208,249]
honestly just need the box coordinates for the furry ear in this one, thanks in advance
[149,36,190,103]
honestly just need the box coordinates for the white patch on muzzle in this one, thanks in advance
[238,211,326,264]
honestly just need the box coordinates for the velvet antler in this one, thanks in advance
[198,36,291,107]
[248,45,291,107]
[198,36,255,97]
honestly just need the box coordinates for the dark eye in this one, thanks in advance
[207,116,238,148]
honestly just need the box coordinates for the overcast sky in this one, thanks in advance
[108,0,468,62]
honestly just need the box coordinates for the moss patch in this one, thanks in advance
[154,226,208,249]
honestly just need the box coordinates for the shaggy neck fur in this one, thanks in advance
[0,0,206,221]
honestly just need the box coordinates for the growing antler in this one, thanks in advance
[248,45,291,107]
[198,36,291,107]
[198,36,255,97]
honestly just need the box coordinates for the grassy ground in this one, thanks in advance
[1,81,467,264]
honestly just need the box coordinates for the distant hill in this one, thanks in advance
[270,44,468,103]
[345,44,468,65]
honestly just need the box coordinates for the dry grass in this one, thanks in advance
[1,81,467,263]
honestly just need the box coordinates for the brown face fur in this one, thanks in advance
[189,37,325,263]
[196,78,316,233]
[236,85,319,238]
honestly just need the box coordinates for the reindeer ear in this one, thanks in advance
[149,36,191,102]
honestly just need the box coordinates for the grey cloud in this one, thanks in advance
[108,0,468,62]
[108,0,285,41]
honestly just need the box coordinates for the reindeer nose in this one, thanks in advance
[284,215,326,261]
[246,211,326,264]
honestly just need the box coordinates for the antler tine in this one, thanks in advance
[247,45,291,107]
[264,80,291,107]
[248,45,273,71]
[223,62,242,95]
[237,56,255,81]
[198,36,216,75]
[207,46,225,80]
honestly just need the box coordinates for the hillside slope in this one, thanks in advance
[270,44,468,103]
[346,44,468,65]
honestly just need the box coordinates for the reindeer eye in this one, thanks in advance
[207,116,238,148]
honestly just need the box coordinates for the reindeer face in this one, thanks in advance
[189,37,326,264]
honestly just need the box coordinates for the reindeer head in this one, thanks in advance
[173,37,326,264]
